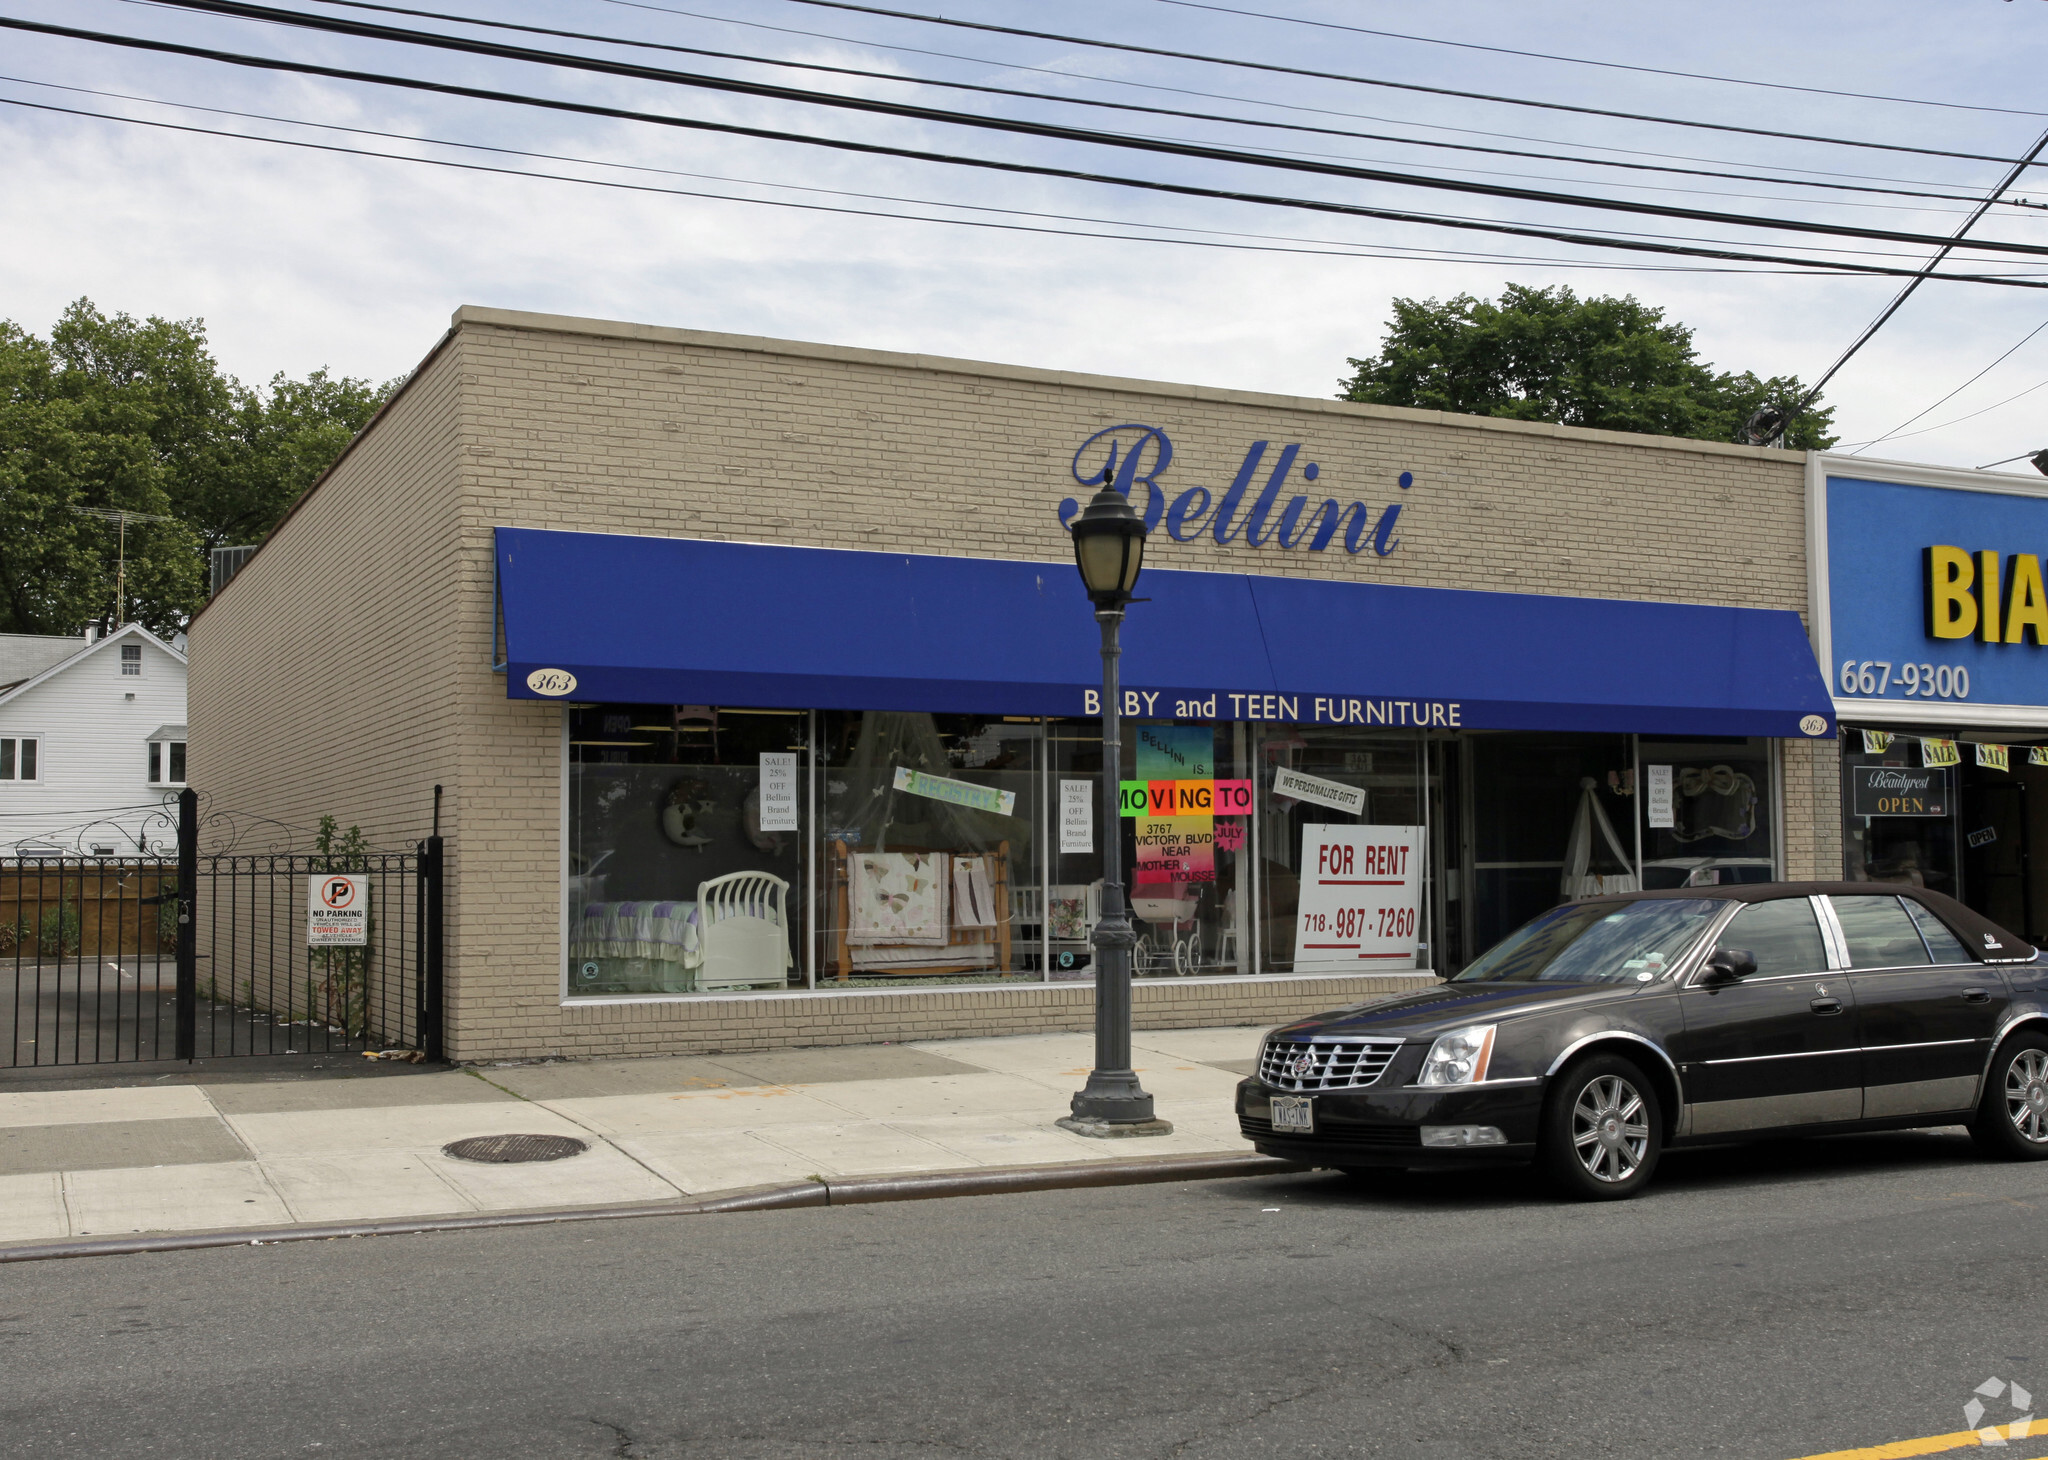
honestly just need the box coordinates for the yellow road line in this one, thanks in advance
[1787,1424,2046,1460]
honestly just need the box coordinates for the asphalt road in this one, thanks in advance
[5,1131,2048,1460]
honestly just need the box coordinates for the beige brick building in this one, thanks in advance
[189,307,1844,1063]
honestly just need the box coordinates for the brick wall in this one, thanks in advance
[190,307,1839,1062]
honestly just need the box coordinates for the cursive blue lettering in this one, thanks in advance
[1166,486,1213,541]
[1242,444,1301,547]
[1067,424,1172,532]
[1058,428,1411,559]
[1211,442,1268,546]
[1371,503,1402,557]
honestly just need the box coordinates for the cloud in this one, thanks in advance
[2,0,2045,464]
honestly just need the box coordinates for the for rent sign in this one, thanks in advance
[308,874,369,947]
[1293,825,1426,974]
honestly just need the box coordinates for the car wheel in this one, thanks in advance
[1970,1031,2048,1161]
[1539,1054,1663,1201]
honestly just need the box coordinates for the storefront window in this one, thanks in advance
[1043,718,1105,981]
[1463,733,1634,957]
[560,705,1790,997]
[1256,727,1424,973]
[566,705,809,996]
[1840,740,1959,899]
[816,711,1041,985]
[1636,737,1776,889]
[1120,721,1254,978]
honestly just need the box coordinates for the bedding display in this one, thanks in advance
[571,899,701,967]
[827,839,1012,980]
[847,851,950,945]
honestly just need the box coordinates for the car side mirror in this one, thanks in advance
[1700,949,1757,986]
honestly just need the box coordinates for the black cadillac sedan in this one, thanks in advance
[1237,883,2048,1200]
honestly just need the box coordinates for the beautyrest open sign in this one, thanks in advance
[308,874,369,947]
[1293,825,1425,974]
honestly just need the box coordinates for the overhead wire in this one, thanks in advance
[1146,0,2048,119]
[11,15,2048,286]
[1865,373,2048,450]
[84,4,2048,261]
[14,73,2026,269]
[0,72,1988,234]
[5,92,1954,277]
[1769,123,2048,441]
[773,0,2047,165]
[154,0,2043,212]
[585,0,2034,195]
[1843,315,2048,452]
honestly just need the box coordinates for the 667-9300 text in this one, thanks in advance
[1840,660,1970,699]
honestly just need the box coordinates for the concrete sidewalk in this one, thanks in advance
[0,1027,1265,1243]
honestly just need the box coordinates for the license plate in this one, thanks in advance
[1271,1095,1314,1133]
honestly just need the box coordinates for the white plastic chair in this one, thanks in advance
[695,871,793,991]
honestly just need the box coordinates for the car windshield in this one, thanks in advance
[1451,898,1722,984]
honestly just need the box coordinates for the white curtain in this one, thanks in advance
[1561,776,1639,900]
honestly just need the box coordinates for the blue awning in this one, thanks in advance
[495,527,1834,737]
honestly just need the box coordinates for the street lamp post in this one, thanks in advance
[1059,469,1172,1137]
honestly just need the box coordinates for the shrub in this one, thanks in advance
[37,904,80,957]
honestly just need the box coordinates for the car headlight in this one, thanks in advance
[1417,1024,1497,1086]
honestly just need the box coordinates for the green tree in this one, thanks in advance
[0,299,389,636]
[1337,284,1837,449]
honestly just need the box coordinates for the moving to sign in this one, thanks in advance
[1120,779,1253,817]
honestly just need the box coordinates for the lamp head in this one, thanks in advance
[1069,464,1147,608]
[2030,449,2048,477]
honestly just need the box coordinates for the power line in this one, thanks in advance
[0,68,2006,264]
[1980,449,2048,470]
[1767,124,2048,443]
[1844,316,2048,453]
[1861,373,2048,450]
[775,0,2045,165]
[6,92,1947,277]
[1146,0,2048,118]
[589,0,2038,196]
[12,17,2048,287]
[186,0,2039,211]
[4,71,1995,235]
[94,4,2048,261]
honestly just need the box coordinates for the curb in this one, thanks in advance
[0,1153,1308,1265]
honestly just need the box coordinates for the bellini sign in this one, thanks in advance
[1056,425,1412,557]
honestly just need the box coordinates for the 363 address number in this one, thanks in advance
[1839,660,1970,700]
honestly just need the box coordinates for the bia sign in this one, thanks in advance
[1058,425,1413,557]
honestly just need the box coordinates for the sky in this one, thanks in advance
[4,0,2048,468]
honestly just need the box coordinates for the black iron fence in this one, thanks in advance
[4,791,442,1068]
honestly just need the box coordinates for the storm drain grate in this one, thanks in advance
[442,1134,589,1164]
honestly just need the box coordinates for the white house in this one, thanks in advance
[0,625,188,857]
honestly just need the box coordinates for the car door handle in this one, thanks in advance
[1810,997,1844,1015]
[1963,987,1992,1003]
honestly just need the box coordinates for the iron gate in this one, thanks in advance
[4,791,442,1068]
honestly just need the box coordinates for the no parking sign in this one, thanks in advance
[308,874,369,947]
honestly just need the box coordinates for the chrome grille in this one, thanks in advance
[1258,1037,1402,1091]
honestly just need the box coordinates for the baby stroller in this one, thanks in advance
[1132,882,1204,976]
